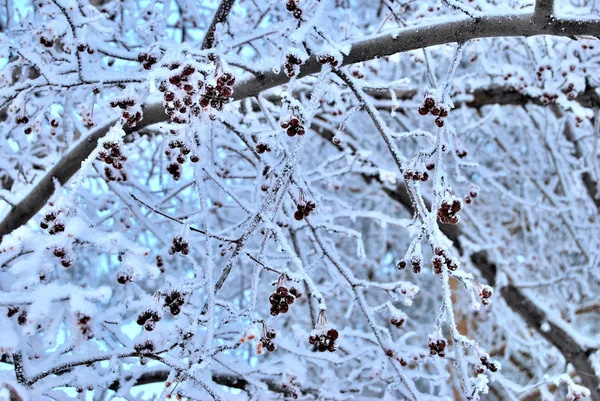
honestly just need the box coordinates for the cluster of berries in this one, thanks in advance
[169,236,190,255]
[476,355,499,374]
[137,52,159,70]
[40,211,65,235]
[464,189,478,205]
[52,247,72,268]
[164,290,185,315]
[428,337,447,358]
[308,311,339,352]
[403,169,429,182]
[294,193,316,221]
[397,255,422,274]
[257,328,277,354]
[15,115,29,125]
[166,162,182,181]
[316,54,339,67]
[256,143,272,154]
[17,310,27,326]
[156,255,165,273]
[390,315,405,329]
[15,115,33,135]
[199,72,235,111]
[76,44,95,54]
[564,82,579,100]
[431,247,458,274]
[308,327,339,352]
[284,53,303,78]
[540,91,559,105]
[418,96,449,127]
[269,281,301,316]
[109,98,142,127]
[40,36,54,48]
[437,197,462,225]
[116,270,132,284]
[99,141,128,182]
[456,148,468,159]
[77,313,93,339]
[166,138,197,165]
[285,0,303,19]
[137,309,161,331]
[479,285,493,305]
[7,307,19,318]
[280,115,305,137]
[134,340,155,353]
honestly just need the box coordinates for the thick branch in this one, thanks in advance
[2,13,600,239]
[202,0,236,50]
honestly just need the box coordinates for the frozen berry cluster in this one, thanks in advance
[464,189,478,205]
[158,61,235,125]
[18,310,27,326]
[156,255,165,273]
[285,0,303,19]
[137,52,159,70]
[165,137,197,166]
[166,162,182,181]
[396,255,422,274]
[164,290,185,315]
[476,355,499,374]
[269,283,301,316]
[256,142,272,154]
[316,54,339,67]
[77,43,95,54]
[137,309,161,331]
[437,197,462,225]
[431,247,458,274]
[428,337,447,358]
[199,72,235,111]
[40,36,54,48]
[479,285,493,305]
[169,236,189,255]
[308,328,339,352]
[284,53,303,78]
[8,307,28,326]
[109,98,142,127]
[77,313,93,339]
[293,198,316,221]
[7,307,19,318]
[52,247,73,268]
[390,315,405,329]
[257,328,277,354]
[99,141,128,182]
[418,95,449,127]
[15,115,29,125]
[134,339,155,353]
[403,169,429,182]
[280,115,305,137]
[40,211,65,235]
[116,270,132,284]
[456,148,468,159]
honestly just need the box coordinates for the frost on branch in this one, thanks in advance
[1,0,600,400]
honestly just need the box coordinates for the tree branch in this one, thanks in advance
[312,117,600,401]
[2,12,600,240]
[202,0,237,50]
[534,0,554,21]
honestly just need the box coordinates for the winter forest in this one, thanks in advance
[0,0,599,400]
